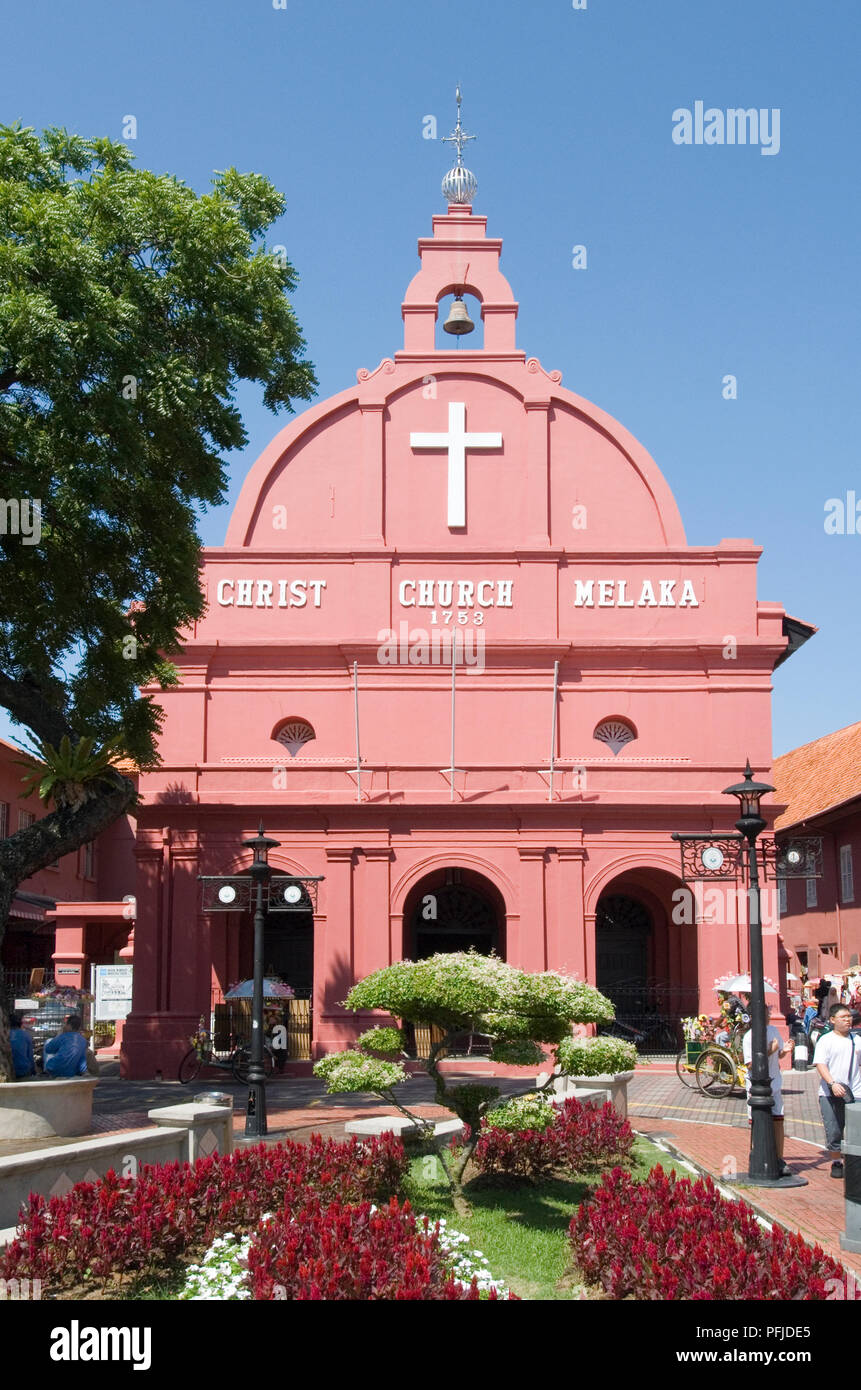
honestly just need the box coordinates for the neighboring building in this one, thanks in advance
[119,145,813,1078]
[773,721,861,981]
[0,736,136,998]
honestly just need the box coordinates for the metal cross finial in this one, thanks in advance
[442,86,476,166]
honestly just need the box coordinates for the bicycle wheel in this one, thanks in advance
[231,1046,275,1083]
[178,1049,202,1084]
[695,1048,736,1098]
[675,1048,697,1088]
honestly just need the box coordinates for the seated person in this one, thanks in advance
[8,1011,35,1079]
[43,1013,89,1078]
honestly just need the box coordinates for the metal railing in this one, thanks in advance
[597,981,700,1054]
[2,968,55,1006]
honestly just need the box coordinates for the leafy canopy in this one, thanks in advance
[344,951,614,1044]
[0,124,316,762]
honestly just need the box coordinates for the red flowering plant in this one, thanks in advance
[570,1165,858,1300]
[474,1096,633,1183]
[246,1196,516,1301]
[0,1132,408,1294]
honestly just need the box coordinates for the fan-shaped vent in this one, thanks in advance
[275,720,315,758]
[594,720,636,756]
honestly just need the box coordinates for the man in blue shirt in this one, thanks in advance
[9,1011,35,1079]
[42,1014,88,1078]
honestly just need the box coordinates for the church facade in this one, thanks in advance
[121,151,811,1077]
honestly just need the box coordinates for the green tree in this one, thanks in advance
[314,952,635,1205]
[0,124,316,1076]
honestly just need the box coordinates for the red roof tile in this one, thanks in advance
[772,721,861,829]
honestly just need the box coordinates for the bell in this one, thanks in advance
[443,296,475,336]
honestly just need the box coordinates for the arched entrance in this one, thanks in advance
[595,870,698,1052]
[596,894,652,1001]
[404,866,505,960]
[401,866,506,1058]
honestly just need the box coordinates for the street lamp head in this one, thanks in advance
[242,822,280,877]
[723,760,774,837]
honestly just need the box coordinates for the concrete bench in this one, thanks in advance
[0,1077,98,1140]
[345,1116,464,1149]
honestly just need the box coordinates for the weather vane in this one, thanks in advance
[441,86,478,205]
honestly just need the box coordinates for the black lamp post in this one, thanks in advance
[672,762,809,1189]
[722,762,793,1185]
[242,823,280,1138]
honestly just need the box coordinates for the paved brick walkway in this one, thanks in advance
[627,1064,857,1276]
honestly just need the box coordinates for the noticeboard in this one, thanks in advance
[93,964,134,1021]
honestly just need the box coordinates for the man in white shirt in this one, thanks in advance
[742,1004,793,1176]
[813,1002,861,1178]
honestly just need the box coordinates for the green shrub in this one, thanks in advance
[556,1036,637,1076]
[314,1051,406,1093]
[485,1093,555,1133]
[357,1027,406,1057]
[488,1039,545,1066]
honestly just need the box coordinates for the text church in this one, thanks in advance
[113,99,812,1076]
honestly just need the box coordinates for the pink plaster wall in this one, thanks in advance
[123,202,800,1077]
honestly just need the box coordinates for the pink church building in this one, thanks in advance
[121,131,813,1078]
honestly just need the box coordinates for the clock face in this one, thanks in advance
[217,884,237,905]
[786,849,801,866]
[282,884,303,905]
[701,846,725,872]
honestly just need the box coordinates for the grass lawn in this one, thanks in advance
[118,1135,675,1301]
[401,1135,676,1301]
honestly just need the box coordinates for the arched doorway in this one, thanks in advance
[402,867,506,1058]
[595,872,698,1052]
[404,866,505,960]
[596,894,652,1004]
[264,908,313,997]
[222,884,314,1062]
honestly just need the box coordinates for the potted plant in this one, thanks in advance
[553,1036,638,1117]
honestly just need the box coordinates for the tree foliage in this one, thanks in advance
[0,123,316,764]
[0,123,316,1075]
[314,952,617,1200]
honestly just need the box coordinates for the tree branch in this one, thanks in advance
[0,772,136,884]
[0,668,73,748]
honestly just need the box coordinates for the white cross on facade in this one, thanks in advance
[410,401,503,528]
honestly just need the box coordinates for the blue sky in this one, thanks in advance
[2,0,859,757]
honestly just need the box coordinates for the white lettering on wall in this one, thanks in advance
[396,579,516,609]
[215,578,327,609]
[573,578,700,609]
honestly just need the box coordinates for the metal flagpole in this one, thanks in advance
[548,660,560,802]
[450,630,457,802]
[352,660,361,802]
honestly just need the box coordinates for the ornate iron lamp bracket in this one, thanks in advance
[199,874,323,913]
[671,832,744,883]
[759,836,823,881]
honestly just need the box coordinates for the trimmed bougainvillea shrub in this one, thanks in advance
[473,1097,633,1183]
[246,1197,516,1300]
[571,1165,857,1300]
[0,1132,407,1293]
